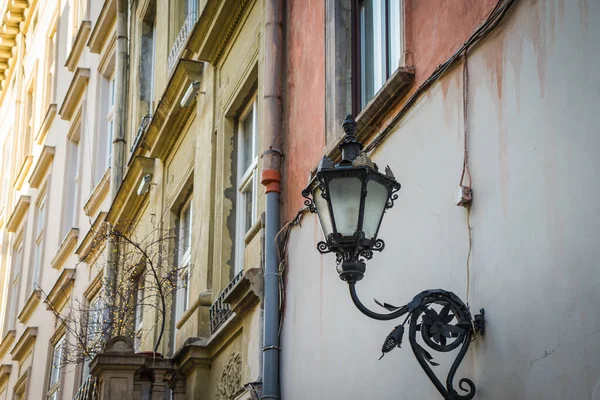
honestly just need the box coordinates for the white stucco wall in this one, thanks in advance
[281,1,600,399]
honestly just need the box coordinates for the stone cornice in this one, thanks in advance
[135,60,202,162]
[35,104,57,145]
[59,68,90,121]
[65,21,91,72]
[0,330,15,358]
[6,195,30,232]
[88,0,116,54]
[17,289,41,324]
[28,146,55,188]
[50,228,79,269]
[106,157,154,228]
[44,268,76,313]
[76,211,107,262]
[9,327,37,362]
[83,168,110,217]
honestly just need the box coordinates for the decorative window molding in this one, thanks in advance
[0,364,11,388]
[65,21,91,72]
[0,331,16,359]
[44,269,76,313]
[6,195,30,232]
[13,155,32,190]
[84,169,110,219]
[9,327,37,362]
[76,212,107,263]
[50,229,79,270]
[58,68,90,121]
[88,0,116,54]
[17,289,41,325]
[35,104,57,145]
[28,146,55,188]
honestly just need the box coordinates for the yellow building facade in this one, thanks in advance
[0,0,266,398]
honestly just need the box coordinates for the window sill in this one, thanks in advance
[319,66,415,167]
[6,195,31,233]
[175,290,212,330]
[66,21,92,72]
[244,218,261,245]
[50,228,79,270]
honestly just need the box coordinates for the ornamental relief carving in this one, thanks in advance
[215,352,242,400]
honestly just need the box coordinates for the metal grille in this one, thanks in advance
[167,12,198,75]
[73,375,98,400]
[130,114,152,153]
[209,271,243,333]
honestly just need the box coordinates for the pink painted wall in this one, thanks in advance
[282,0,325,222]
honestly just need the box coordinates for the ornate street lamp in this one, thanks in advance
[303,115,485,400]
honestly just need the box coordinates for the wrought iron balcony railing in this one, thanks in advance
[209,270,243,333]
[167,11,198,75]
[73,375,98,400]
[130,114,153,153]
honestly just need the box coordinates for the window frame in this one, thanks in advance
[47,335,65,400]
[352,0,404,113]
[175,196,192,323]
[30,189,48,292]
[62,118,81,239]
[235,96,259,274]
[45,18,58,109]
[5,230,24,332]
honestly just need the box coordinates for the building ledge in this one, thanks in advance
[35,104,56,144]
[88,0,116,54]
[83,269,103,300]
[175,290,212,330]
[0,364,11,387]
[17,289,41,324]
[59,68,90,121]
[106,157,154,227]
[50,228,79,270]
[28,146,54,188]
[6,195,30,232]
[84,168,110,217]
[76,212,107,262]
[44,268,76,312]
[10,327,37,362]
[0,330,15,358]
[135,60,203,162]
[321,66,415,165]
[13,155,32,190]
[65,21,91,72]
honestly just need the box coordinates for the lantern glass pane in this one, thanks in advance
[329,177,363,236]
[314,186,334,237]
[363,179,389,238]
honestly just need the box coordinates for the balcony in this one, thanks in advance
[73,375,98,400]
[209,270,244,333]
[167,12,198,76]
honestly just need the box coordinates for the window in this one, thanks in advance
[235,99,258,273]
[134,274,144,350]
[62,126,80,239]
[69,0,88,48]
[45,23,57,108]
[47,335,65,400]
[82,293,103,379]
[356,0,403,109]
[19,86,35,165]
[0,137,12,209]
[31,192,47,292]
[95,74,115,184]
[175,197,192,324]
[4,236,23,332]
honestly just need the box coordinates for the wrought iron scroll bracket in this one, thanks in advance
[348,283,485,400]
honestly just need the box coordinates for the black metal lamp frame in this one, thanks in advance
[302,115,486,400]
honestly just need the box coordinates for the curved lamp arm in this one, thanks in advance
[347,282,485,400]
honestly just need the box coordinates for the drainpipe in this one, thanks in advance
[105,0,128,330]
[260,0,283,398]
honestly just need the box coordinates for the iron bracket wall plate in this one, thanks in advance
[349,283,485,400]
